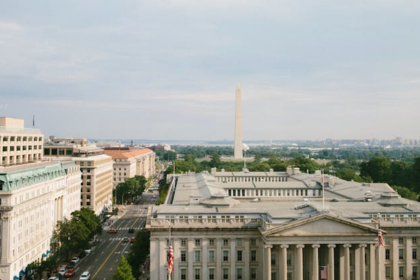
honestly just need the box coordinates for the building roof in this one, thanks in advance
[104,148,154,159]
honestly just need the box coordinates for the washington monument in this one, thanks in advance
[234,84,243,159]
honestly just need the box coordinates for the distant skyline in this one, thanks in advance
[1,0,420,140]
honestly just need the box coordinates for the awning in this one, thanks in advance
[46,250,51,254]
[19,270,25,276]
[41,253,47,257]
[13,276,19,280]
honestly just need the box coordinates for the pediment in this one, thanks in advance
[263,213,378,237]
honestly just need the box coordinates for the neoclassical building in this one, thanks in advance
[147,168,420,280]
[103,148,155,187]
[0,118,82,280]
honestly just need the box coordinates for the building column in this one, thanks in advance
[296,245,305,280]
[359,244,367,280]
[376,244,384,280]
[328,244,336,280]
[230,238,236,280]
[280,245,289,280]
[202,239,208,280]
[173,239,180,280]
[406,237,413,280]
[187,239,194,280]
[244,239,250,280]
[369,244,376,280]
[339,245,345,280]
[343,244,351,280]
[159,239,167,280]
[312,245,320,280]
[216,238,222,280]
[392,237,399,280]
[264,245,273,280]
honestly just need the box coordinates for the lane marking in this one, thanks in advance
[91,240,122,280]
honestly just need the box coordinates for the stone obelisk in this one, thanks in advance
[234,84,243,159]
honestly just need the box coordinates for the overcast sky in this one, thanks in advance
[1,0,420,141]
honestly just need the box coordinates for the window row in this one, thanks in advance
[1,136,43,142]
[179,268,253,280]
[385,248,418,260]
[2,145,42,152]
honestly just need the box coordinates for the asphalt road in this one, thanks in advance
[62,192,158,280]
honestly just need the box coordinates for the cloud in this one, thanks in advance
[0,21,23,31]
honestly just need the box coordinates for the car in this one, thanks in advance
[58,267,66,276]
[48,277,59,280]
[130,237,135,243]
[128,228,134,233]
[123,237,129,242]
[65,268,76,277]
[71,257,80,264]
[108,228,118,234]
[79,271,91,280]
[66,263,75,270]
[84,248,92,254]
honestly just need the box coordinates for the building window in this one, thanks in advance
[80,162,84,166]
[237,250,243,261]
[236,239,242,246]
[399,266,404,278]
[399,249,404,260]
[195,250,201,262]
[181,269,186,280]
[413,249,418,260]
[194,269,200,280]
[223,250,229,262]
[223,239,229,246]
[209,250,215,262]
[2,146,7,152]
[181,251,186,262]
[251,268,257,279]
[385,266,391,278]
[287,254,292,265]
[237,268,242,280]
[385,249,390,260]
[399,237,404,245]
[251,238,257,246]
[195,239,201,247]
[251,250,257,261]
[413,237,418,244]
[209,268,215,280]
[413,266,418,278]
[10,146,14,151]
[181,239,187,246]
[87,162,91,166]
[271,254,276,265]
[209,239,215,246]
[223,268,229,279]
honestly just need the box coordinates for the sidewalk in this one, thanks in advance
[103,208,125,231]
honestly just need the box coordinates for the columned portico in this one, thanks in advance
[264,245,273,280]
[280,245,289,280]
[312,244,320,280]
[343,244,351,280]
[328,244,335,280]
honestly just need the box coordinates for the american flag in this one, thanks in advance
[378,224,384,247]
[320,266,328,279]
[167,245,174,274]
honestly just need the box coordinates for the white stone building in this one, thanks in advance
[147,168,420,280]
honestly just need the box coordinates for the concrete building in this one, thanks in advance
[147,168,420,280]
[0,117,44,166]
[0,118,81,280]
[44,140,114,216]
[104,148,155,188]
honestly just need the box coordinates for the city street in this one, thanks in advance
[60,192,158,280]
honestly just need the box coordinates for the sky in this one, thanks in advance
[1,0,420,141]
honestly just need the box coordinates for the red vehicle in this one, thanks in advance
[108,228,118,234]
[130,237,135,243]
[64,268,75,277]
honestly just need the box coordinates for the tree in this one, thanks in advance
[360,157,391,183]
[209,153,222,168]
[71,208,102,241]
[127,229,150,278]
[392,185,419,201]
[113,256,135,280]
[55,219,90,260]
[412,158,420,192]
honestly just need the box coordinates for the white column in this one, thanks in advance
[376,244,384,280]
[244,239,250,280]
[354,245,360,280]
[359,244,366,280]
[312,245,320,280]
[188,239,194,280]
[369,244,376,280]
[217,238,222,280]
[159,239,167,280]
[280,245,289,280]
[173,239,180,280]
[392,237,399,279]
[339,245,345,280]
[406,238,413,280]
[296,245,305,280]
[202,239,208,280]
[264,245,273,280]
[231,238,236,280]
[328,244,336,280]
[343,244,351,280]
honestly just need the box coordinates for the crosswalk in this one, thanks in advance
[115,227,142,230]
[109,237,134,241]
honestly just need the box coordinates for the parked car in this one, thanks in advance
[128,228,134,233]
[71,257,80,264]
[58,267,66,276]
[108,228,118,234]
[85,248,92,254]
[130,237,135,243]
[79,271,91,280]
[65,268,76,277]
[48,277,59,280]
[66,263,75,270]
